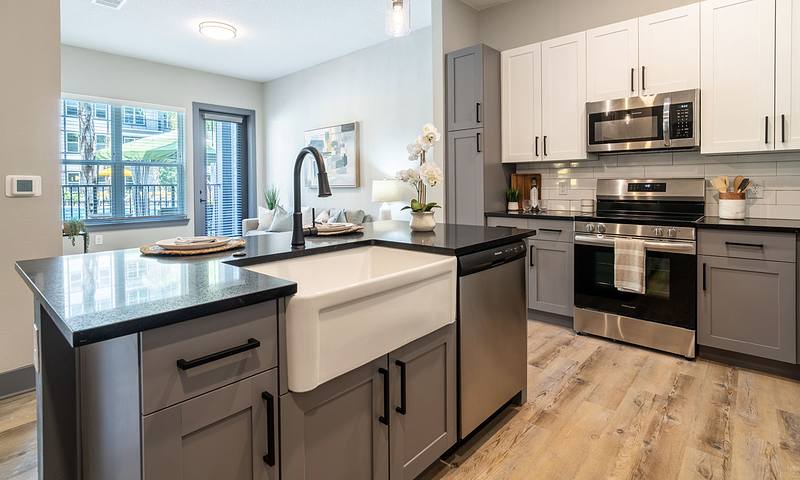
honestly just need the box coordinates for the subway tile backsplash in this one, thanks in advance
[516,151,800,219]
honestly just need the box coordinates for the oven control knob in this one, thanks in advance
[584,223,595,233]
[596,223,607,234]
[667,227,678,238]
[653,227,664,237]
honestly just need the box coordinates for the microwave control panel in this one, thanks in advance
[669,103,693,139]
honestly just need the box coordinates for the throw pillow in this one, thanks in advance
[257,207,275,231]
[268,206,293,232]
[315,208,330,223]
[345,209,366,225]
[327,208,347,223]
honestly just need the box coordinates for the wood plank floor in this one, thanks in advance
[1,320,800,479]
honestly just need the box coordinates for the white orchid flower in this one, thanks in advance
[419,162,443,187]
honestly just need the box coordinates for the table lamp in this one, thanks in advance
[372,179,405,220]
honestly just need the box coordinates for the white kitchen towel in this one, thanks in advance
[614,237,646,294]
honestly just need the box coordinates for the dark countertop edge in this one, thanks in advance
[484,211,577,221]
[226,231,536,268]
[15,261,298,348]
[695,217,800,233]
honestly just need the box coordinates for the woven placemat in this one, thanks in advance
[140,238,246,256]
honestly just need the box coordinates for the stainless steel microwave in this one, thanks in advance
[586,89,700,153]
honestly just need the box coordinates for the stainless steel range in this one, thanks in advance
[573,178,706,358]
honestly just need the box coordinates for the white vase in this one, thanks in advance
[507,201,520,211]
[409,211,436,231]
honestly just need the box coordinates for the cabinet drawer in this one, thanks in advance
[698,229,796,262]
[528,219,573,242]
[141,302,278,415]
[486,217,528,229]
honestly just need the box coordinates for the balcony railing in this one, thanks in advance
[61,184,180,221]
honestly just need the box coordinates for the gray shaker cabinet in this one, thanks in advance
[698,255,797,363]
[528,239,574,317]
[280,357,390,480]
[447,45,484,132]
[389,324,456,480]
[447,128,484,226]
[142,368,279,480]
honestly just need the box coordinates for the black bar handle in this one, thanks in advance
[378,367,389,425]
[476,102,482,123]
[782,114,786,143]
[765,116,770,144]
[725,241,764,249]
[641,65,646,91]
[261,391,276,466]
[395,360,407,415]
[630,67,635,92]
[539,228,562,234]
[477,132,482,153]
[529,244,535,267]
[535,136,539,156]
[702,263,706,291]
[177,338,260,370]
[543,135,548,156]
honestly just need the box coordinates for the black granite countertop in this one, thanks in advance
[696,216,800,233]
[484,210,578,221]
[16,221,533,347]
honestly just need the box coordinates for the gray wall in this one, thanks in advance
[0,0,63,373]
[477,0,697,51]
[61,46,265,251]
[262,28,434,219]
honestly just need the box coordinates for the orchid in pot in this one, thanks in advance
[398,123,444,231]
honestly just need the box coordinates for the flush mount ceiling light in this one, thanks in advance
[198,21,237,41]
[386,0,411,37]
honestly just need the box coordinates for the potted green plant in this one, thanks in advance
[264,185,280,210]
[398,123,444,232]
[62,219,86,247]
[506,188,521,212]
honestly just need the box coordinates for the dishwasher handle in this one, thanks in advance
[458,241,527,276]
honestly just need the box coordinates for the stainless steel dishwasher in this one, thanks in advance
[458,240,527,439]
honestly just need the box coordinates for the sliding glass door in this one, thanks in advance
[193,105,255,237]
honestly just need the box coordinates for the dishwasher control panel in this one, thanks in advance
[458,241,527,276]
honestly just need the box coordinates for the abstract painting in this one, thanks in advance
[303,122,360,188]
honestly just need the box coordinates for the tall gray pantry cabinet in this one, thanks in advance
[446,44,511,226]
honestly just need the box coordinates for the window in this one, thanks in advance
[123,106,145,126]
[60,97,186,224]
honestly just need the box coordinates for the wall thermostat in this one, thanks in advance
[5,175,42,197]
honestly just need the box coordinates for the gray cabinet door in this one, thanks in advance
[447,45,484,132]
[446,128,484,226]
[389,325,456,480]
[142,369,279,480]
[698,255,797,363]
[280,357,389,480]
[528,239,574,316]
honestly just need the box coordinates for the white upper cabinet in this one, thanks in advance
[638,3,700,95]
[541,32,588,161]
[701,0,776,154]
[777,0,800,150]
[587,19,639,102]
[501,44,542,163]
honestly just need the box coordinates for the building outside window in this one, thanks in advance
[60,97,186,224]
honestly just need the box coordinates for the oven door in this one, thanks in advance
[587,105,665,152]
[573,235,696,330]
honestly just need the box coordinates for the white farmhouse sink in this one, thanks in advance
[245,246,457,392]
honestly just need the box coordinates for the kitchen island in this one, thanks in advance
[16,220,532,480]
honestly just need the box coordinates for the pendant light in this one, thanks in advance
[386,0,411,37]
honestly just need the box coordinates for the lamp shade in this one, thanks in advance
[372,179,405,202]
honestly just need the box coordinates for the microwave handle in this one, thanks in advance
[663,96,671,147]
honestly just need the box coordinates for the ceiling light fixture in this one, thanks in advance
[385,0,411,37]
[198,21,237,41]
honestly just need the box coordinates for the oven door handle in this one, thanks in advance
[574,235,696,254]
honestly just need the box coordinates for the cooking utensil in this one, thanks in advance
[737,178,750,193]
[711,176,728,193]
[733,175,745,192]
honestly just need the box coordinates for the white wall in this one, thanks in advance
[478,0,696,51]
[0,0,63,373]
[61,46,265,251]
[263,28,435,220]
